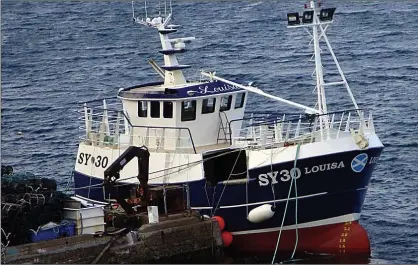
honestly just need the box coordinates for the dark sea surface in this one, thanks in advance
[1,0,417,263]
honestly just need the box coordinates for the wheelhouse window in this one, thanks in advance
[138,101,148,117]
[201,98,216,114]
[234,92,246,109]
[219,95,232,111]
[181,100,196,121]
[163,101,173,118]
[150,101,160,118]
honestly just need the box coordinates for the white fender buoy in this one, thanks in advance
[221,231,233,247]
[247,204,275,223]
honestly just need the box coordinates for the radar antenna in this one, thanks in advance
[131,1,195,86]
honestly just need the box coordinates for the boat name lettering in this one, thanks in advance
[190,83,240,95]
[258,161,345,186]
[77,153,109,168]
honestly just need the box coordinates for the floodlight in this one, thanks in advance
[287,12,300,26]
[302,10,314,24]
[319,8,336,21]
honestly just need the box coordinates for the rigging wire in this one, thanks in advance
[208,144,290,217]
[271,143,301,264]
[204,181,213,215]
[245,155,250,218]
[270,144,276,209]
[211,148,243,217]
[289,145,301,261]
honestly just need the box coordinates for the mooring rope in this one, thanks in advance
[290,145,300,261]
[271,143,301,264]
[211,148,243,216]
[270,146,277,209]
[91,228,127,264]
[1,228,11,262]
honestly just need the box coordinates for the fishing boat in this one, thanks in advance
[71,0,384,259]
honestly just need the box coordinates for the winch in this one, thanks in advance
[103,146,150,215]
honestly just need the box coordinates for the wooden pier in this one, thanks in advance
[3,213,224,264]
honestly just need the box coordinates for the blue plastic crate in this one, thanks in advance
[29,220,76,243]
[59,220,75,237]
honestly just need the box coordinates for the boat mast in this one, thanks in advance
[310,0,329,139]
[132,1,194,86]
[286,0,367,139]
[311,0,366,134]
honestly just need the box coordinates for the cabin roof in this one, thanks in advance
[128,81,203,93]
[117,80,245,100]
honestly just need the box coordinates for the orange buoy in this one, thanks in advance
[221,231,233,247]
[212,216,225,231]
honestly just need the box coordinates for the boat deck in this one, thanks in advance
[195,143,231,153]
[141,142,231,154]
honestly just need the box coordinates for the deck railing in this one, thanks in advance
[78,99,197,153]
[78,100,375,153]
[229,109,375,148]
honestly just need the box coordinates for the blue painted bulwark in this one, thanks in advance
[159,49,186,55]
[74,146,384,233]
[160,65,191,71]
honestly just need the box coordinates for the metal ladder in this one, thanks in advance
[217,111,231,144]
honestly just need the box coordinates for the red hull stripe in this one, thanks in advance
[229,221,370,256]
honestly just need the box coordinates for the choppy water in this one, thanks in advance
[1,0,417,263]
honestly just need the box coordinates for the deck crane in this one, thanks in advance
[103,146,150,214]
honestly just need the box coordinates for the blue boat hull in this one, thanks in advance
[73,146,383,256]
